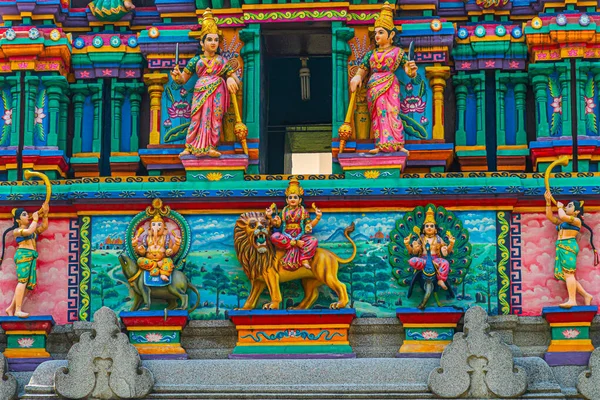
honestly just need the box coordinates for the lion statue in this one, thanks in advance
[234,211,357,310]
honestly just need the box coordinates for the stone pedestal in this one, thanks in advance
[404,143,455,173]
[109,152,140,177]
[181,154,249,182]
[530,136,600,172]
[396,307,463,358]
[139,146,184,176]
[228,309,356,359]
[542,305,598,366]
[120,310,189,360]
[338,152,408,179]
[0,315,54,371]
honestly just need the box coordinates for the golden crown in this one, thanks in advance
[145,198,171,219]
[424,207,436,225]
[374,2,395,31]
[199,8,220,39]
[285,178,304,197]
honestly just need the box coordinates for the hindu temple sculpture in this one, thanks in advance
[345,1,424,155]
[234,179,356,310]
[0,171,51,318]
[88,0,135,21]
[545,157,598,309]
[170,9,243,158]
[119,199,199,311]
[389,204,472,309]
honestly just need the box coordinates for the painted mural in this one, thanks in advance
[519,212,600,316]
[0,218,75,325]
[89,210,499,319]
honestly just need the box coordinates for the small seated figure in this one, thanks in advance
[132,214,181,282]
[266,179,322,270]
[544,190,598,308]
[404,207,455,290]
[88,0,135,21]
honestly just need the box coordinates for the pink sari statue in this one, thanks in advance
[360,47,408,153]
[266,179,322,271]
[182,55,234,156]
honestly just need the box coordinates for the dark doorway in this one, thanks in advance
[261,24,333,175]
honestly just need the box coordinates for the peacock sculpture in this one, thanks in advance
[388,204,472,309]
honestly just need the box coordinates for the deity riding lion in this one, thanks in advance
[234,211,356,310]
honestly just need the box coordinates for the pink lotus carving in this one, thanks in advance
[400,96,426,114]
[17,337,35,348]
[167,101,191,119]
[145,333,164,342]
[551,97,562,114]
[562,328,580,339]
[2,109,12,126]
[421,330,439,340]
[585,97,596,114]
[34,107,46,125]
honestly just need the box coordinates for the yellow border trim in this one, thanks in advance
[5,330,48,336]
[550,322,592,327]
[236,341,350,347]
[127,326,183,331]
[236,324,350,330]
[402,323,457,328]
[243,2,347,10]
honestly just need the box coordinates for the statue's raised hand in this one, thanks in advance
[227,77,239,94]
[350,75,362,93]
[170,65,183,84]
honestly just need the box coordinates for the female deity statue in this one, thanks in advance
[404,207,455,291]
[544,190,598,308]
[265,179,322,270]
[1,204,49,318]
[349,2,418,155]
[170,9,241,158]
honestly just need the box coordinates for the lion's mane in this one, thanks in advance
[234,212,276,281]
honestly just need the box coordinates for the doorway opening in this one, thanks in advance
[261,23,333,175]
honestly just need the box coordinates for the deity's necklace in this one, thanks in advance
[203,54,217,74]
[373,47,392,69]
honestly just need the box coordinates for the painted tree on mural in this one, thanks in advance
[202,266,229,318]
[227,274,249,309]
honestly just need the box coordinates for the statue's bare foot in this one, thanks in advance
[559,301,577,309]
[123,0,135,10]
[584,294,593,306]
[14,311,29,318]
[399,147,410,156]
[302,261,312,270]
[208,149,221,158]
[368,148,380,154]
[179,149,190,157]
[160,275,169,282]
[5,307,14,317]
[438,280,448,290]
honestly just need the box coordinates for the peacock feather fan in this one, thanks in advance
[388,204,472,288]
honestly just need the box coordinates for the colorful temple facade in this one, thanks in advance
[0,0,599,399]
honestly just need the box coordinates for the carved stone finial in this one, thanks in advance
[428,306,527,398]
[0,353,17,400]
[55,307,154,399]
[578,348,600,400]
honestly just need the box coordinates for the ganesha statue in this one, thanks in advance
[234,179,356,310]
[119,199,199,311]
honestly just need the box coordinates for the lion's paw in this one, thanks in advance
[329,302,341,309]
[262,302,280,310]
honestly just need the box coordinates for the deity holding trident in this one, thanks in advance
[544,156,598,308]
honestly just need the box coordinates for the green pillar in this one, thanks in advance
[576,60,587,137]
[331,22,354,139]
[454,77,467,147]
[41,76,68,148]
[71,85,88,154]
[58,93,69,153]
[112,81,125,152]
[496,78,506,146]
[91,83,103,153]
[7,75,20,147]
[24,75,39,146]
[514,78,528,146]
[129,84,144,152]
[529,65,552,138]
[474,73,485,147]
[240,23,261,174]
[557,61,571,137]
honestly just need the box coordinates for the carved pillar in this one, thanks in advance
[41,76,68,148]
[514,81,527,146]
[143,72,169,145]
[331,22,354,139]
[71,85,88,154]
[91,84,103,153]
[112,83,125,152]
[7,76,20,147]
[454,79,468,146]
[240,24,261,144]
[58,93,69,153]
[474,76,485,147]
[129,85,143,152]
[576,60,587,136]
[531,74,550,138]
[24,76,39,146]
[425,66,451,141]
[558,62,571,137]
